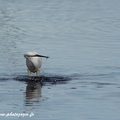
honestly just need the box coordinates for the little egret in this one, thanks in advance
[24,51,49,77]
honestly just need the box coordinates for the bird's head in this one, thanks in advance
[24,52,49,59]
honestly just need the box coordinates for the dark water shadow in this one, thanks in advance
[13,74,71,86]
[0,72,118,88]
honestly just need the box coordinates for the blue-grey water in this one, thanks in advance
[0,0,120,120]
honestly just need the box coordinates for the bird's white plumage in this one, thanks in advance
[26,56,42,73]
[24,51,48,77]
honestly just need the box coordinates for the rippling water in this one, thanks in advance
[0,0,120,120]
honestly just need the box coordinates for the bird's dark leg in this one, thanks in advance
[36,70,40,77]
[27,69,31,77]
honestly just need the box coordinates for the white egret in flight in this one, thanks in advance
[24,51,49,77]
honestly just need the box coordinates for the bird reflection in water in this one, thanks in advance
[24,82,41,106]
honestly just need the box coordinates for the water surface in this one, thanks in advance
[0,0,120,120]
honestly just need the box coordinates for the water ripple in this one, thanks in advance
[13,75,71,85]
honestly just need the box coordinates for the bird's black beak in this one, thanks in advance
[34,54,49,59]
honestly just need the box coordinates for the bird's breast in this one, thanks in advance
[26,57,42,72]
